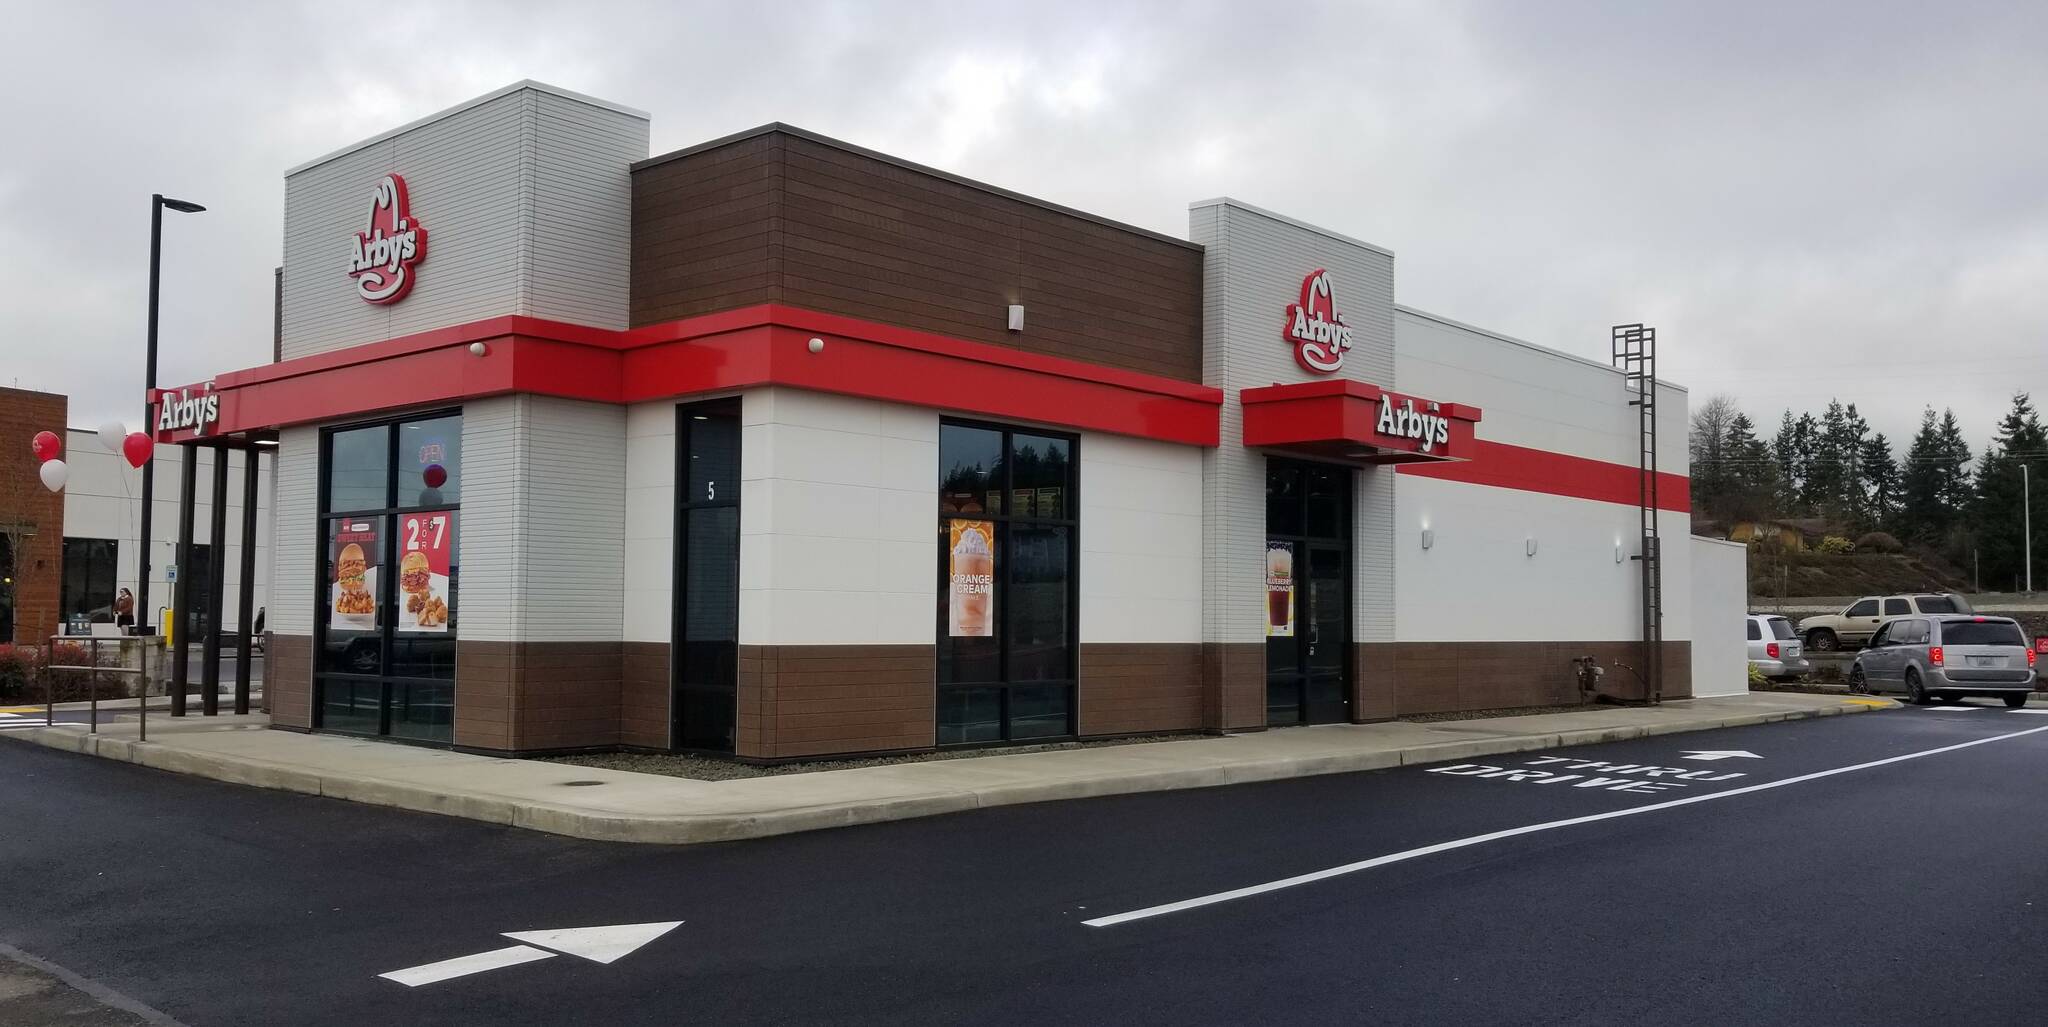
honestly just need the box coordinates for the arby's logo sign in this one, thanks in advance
[1283,269,1353,374]
[347,174,427,304]
[156,385,221,438]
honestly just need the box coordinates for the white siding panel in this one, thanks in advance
[458,397,523,641]
[622,400,675,643]
[518,397,627,642]
[1689,538,1749,697]
[1189,198,1397,645]
[281,84,650,359]
[269,428,320,635]
[1080,433,1203,643]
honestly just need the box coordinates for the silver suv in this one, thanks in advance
[1747,614,1809,681]
[1848,615,2038,706]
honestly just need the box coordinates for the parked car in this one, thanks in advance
[1847,615,2038,706]
[1798,593,1973,651]
[1747,614,1809,681]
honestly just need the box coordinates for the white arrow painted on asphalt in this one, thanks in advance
[1679,750,1763,761]
[501,922,683,964]
[379,921,683,988]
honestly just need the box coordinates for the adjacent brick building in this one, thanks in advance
[0,387,68,644]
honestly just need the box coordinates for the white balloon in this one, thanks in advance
[97,421,127,451]
[39,458,67,492]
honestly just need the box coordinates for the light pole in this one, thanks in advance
[137,194,205,636]
[2025,463,2033,594]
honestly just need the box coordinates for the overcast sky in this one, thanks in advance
[6,0,2045,454]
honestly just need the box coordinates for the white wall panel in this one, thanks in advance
[739,389,937,646]
[1689,537,1750,697]
[1079,433,1203,643]
[518,397,626,642]
[622,401,675,643]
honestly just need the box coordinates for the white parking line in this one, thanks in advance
[1925,705,1984,711]
[2006,708,2048,714]
[1081,723,2048,928]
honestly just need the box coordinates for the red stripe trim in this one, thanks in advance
[1398,439,1691,512]
[155,307,1223,447]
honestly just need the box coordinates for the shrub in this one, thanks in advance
[1817,535,1855,555]
[0,645,33,702]
[1855,531,1904,554]
[0,643,116,704]
[1747,664,1770,690]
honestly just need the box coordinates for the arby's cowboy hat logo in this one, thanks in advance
[347,174,427,304]
[1283,268,1353,374]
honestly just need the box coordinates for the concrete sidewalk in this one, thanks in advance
[2,693,1890,845]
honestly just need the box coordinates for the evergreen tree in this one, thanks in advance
[1722,412,1777,521]
[1773,411,1818,515]
[1861,433,1899,532]
[1974,393,2048,590]
[1896,408,1947,544]
[1936,408,1975,515]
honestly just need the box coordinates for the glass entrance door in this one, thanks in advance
[672,400,740,753]
[1265,460,1352,726]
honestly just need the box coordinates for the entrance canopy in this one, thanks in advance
[1241,379,1481,465]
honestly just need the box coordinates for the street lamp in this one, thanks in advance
[136,193,205,635]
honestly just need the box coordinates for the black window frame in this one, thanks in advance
[1746,619,1761,641]
[1846,599,1879,617]
[1883,598,1911,617]
[671,398,742,754]
[312,408,462,745]
[935,418,1079,746]
[61,537,120,625]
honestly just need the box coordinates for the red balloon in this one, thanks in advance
[423,463,447,489]
[31,430,59,462]
[122,432,154,469]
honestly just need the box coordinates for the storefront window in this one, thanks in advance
[61,538,119,624]
[315,412,461,744]
[936,421,1077,745]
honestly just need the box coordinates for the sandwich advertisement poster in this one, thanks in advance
[397,510,454,632]
[328,520,381,630]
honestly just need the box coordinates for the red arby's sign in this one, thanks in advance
[348,174,427,304]
[1283,268,1353,374]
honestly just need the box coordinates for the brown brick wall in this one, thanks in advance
[739,643,936,759]
[620,641,670,749]
[265,633,313,728]
[1077,643,1202,736]
[631,127,1205,382]
[452,640,624,754]
[1380,640,1694,716]
[0,388,67,644]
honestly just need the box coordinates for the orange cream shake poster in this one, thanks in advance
[948,519,995,637]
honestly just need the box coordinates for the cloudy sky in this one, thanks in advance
[5,0,2045,454]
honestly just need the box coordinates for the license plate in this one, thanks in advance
[1968,656,2000,668]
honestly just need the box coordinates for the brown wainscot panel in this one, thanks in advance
[737,643,935,760]
[265,633,313,729]
[1388,640,1694,716]
[1078,643,1203,737]
[453,640,624,755]
[631,126,1205,383]
[620,642,671,750]
[1200,641,1265,733]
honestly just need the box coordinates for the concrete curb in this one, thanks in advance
[5,698,1893,846]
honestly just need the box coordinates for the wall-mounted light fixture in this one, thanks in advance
[1614,539,1625,563]
[1421,527,1435,551]
[807,336,825,353]
[468,342,488,357]
[1007,304,1025,332]
[1526,536,1538,557]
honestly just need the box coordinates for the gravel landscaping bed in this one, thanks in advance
[541,733,1196,781]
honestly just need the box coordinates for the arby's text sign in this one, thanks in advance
[153,385,221,439]
[348,174,428,304]
[1283,268,1354,374]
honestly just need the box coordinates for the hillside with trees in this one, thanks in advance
[1690,392,2046,595]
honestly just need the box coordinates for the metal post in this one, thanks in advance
[44,638,53,726]
[171,443,197,716]
[138,637,149,743]
[203,447,229,715]
[2025,464,2033,595]
[89,637,98,734]
[236,448,258,714]
[138,196,163,634]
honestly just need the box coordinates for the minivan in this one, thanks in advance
[1848,615,2039,706]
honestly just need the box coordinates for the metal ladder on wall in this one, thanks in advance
[1611,324,1663,704]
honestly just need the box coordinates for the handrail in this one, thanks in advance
[41,636,153,741]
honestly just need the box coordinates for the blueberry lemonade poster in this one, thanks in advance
[396,510,454,632]
[328,519,380,630]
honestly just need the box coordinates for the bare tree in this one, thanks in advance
[1689,394,1741,518]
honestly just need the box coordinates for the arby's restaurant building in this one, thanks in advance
[151,81,1734,761]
